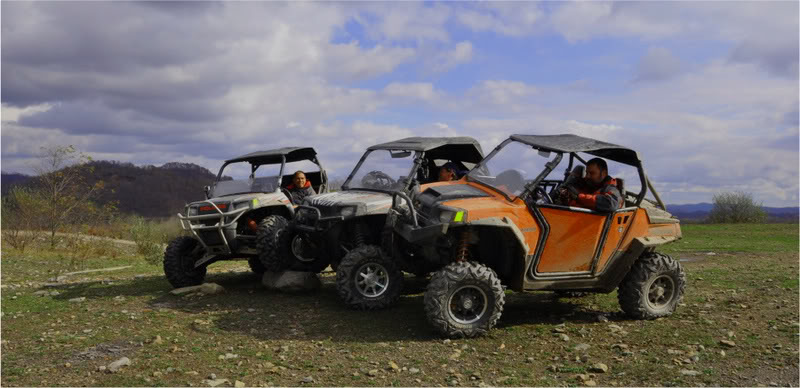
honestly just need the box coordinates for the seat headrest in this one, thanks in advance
[571,165,585,178]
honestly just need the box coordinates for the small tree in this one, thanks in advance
[707,191,767,223]
[129,216,166,265]
[1,187,44,252]
[30,145,107,248]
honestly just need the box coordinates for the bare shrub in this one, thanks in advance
[1,187,43,252]
[30,145,108,248]
[129,216,166,265]
[707,191,767,223]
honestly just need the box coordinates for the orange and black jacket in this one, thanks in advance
[286,181,316,204]
[568,176,623,213]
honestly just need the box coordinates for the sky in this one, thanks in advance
[1,1,798,206]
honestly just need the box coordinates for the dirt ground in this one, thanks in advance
[1,246,798,387]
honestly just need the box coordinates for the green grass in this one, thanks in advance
[662,223,799,254]
[1,223,798,387]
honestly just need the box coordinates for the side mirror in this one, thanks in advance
[390,150,412,159]
[537,149,551,158]
[203,185,211,199]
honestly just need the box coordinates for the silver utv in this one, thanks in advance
[163,147,328,288]
[263,137,484,310]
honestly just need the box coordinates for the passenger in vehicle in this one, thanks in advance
[286,170,316,204]
[438,161,461,182]
[560,158,622,212]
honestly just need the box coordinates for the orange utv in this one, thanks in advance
[386,134,685,338]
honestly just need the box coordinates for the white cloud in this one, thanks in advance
[633,47,685,83]
[1,103,53,122]
[428,41,474,73]
[462,80,539,112]
[357,2,451,43]
[454,2,543,37]
[382,82,441,103]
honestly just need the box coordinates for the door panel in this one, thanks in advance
[536,207,606,274]
[594,209,636,274]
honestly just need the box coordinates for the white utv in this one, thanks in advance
[263,137,484,310]
[163,147,327,288]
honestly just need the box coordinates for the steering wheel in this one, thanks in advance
[281,187,297,204]
[361,170,396,190]
[534,186,553,205]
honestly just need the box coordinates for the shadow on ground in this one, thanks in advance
[45,270,614,343]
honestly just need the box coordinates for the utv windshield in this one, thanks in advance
[468,140,560,199]
[212,161,283,197]
[344,149,417,191]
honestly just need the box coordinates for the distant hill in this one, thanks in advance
[2,161,218,218]
[667,203,799,222]
[0,172,31,196]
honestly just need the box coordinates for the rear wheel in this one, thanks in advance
[256,215,289,272]
[336,245,403,310]
[618,252,685,319]
[163,236,207,288]
[424,261,504,338]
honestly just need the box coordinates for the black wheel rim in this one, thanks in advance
[646,274,676,310]
[182,241,202,273]
[447,285,488,324]
[291,234,315,263]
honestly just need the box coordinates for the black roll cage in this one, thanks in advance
[466,138,666,210]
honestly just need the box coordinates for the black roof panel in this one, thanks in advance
[367,137,484,163]
[510,134,641,166]
[225,147,317,165]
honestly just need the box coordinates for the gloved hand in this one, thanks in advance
[577,193,597,208]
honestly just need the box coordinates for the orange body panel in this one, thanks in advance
[536,208,605,273]
[430,181,682,287]
[441,182,540,254]
[617,209,656,251]
[594,209,636,273]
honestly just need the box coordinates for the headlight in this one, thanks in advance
[438,207,466,223]
[340,206,356,217]
[187,206,198,216]
[438,210,455,223]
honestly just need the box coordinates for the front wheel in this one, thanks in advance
[256,215,289,272]
[279,228,330,273]
[424,261,505,338]
[618,252,686,319]
[163,236,207,288]
[248,257,266,275]
[336,245,403,310]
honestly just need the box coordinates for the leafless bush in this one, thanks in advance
[707,191,767,223]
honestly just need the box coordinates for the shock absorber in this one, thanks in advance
[352,222,368,248]
[455,227,473,262]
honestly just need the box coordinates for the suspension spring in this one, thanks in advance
[455,228,473,262]
[352,222,368,247]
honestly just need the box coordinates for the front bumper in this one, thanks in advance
[388,191,449,244]
[292,205,345,233]
[177,200,249,256]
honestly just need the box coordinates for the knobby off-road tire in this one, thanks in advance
[248,257,266,275]
[424,261,505,338]
[278,227,329,273]
[618,252,686,319]
[256,215,289,272]
[336,245,404,310]
[163,236,207,288]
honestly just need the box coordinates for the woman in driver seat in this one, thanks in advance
[286,170,316,204]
